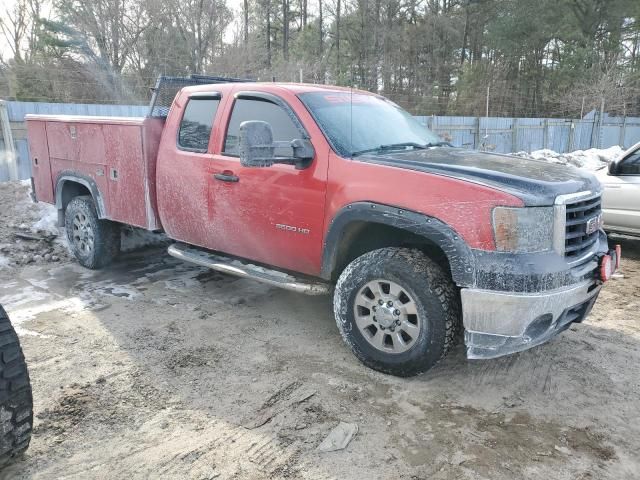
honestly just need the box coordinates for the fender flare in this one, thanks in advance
[55,171,107,219]
[321,202,476,286]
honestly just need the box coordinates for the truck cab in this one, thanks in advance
[156,84,330,276]
[26,77,620,377]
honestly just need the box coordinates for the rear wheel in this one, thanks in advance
[0,305,33,467]
[65,196,120,269]
[333,248,460,377]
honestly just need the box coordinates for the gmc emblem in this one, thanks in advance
[586,214,603,235]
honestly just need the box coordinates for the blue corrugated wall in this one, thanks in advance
[5,101,148,121]
[2,100,639,182]
[414,114,640,154]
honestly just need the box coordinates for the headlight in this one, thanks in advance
[492,207,554,253]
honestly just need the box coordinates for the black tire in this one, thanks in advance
[0,305,33,467]
[65,195,120,269]
[333,248,460,377]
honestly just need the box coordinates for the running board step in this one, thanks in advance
[168,243,331,296]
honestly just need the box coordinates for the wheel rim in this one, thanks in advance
[353,279,422,354]
[72,212,94,255]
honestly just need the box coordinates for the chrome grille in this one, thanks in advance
[564,194,602,259]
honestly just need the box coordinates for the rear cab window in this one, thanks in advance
[178,97,220,152]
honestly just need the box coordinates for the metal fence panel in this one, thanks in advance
[546,120,571,153]
[480,117,510,153]
[0,138,6,182]
[2,101,640,182]
[15,139,31,180]
[422,116,477,149]
[515,118,542,153]
[421,115,637,153]
[623,125,640,149]
[5,101,148,121]
[601,124,623,149]
[572,120,594,151]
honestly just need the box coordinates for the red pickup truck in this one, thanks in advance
[26,76,620,376]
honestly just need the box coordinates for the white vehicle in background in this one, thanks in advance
[596,142,640,237]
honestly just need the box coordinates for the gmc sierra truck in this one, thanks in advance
[26,75,620,377]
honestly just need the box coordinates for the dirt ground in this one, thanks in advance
[1,181,639,479]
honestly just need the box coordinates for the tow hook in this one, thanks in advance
[598,244,621,282]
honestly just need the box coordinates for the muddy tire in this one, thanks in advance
[333,248,460,377]
[65,195,120,269]
[0,305,33,467]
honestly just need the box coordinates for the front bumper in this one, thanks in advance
[462,279,601,359]
[459,228,614,359]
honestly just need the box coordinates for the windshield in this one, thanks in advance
[298,91,441,157]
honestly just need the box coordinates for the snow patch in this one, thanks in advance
[21,184,60,236]
[78,281,141,301]
[8,297,86,337]
[32,204,60,236]
[0,285,52,310]
[516,146,624,171]
[0,256,10,270]
[24,185,71,253]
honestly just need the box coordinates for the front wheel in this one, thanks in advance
[65,196,120,269]
[333,248,460,377]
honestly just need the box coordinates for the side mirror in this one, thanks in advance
[239,120,276,168]
[290,138,315,168]
[608,161,617,175]
[239,120,315,170]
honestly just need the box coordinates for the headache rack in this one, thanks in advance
[148,74,253,118]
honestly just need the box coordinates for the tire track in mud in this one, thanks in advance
[151,416,336,480]
[430,337,612,405]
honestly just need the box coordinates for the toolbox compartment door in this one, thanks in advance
[25,120,54,203]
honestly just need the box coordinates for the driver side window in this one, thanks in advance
[618,149,640,175]
[223,98,300,157]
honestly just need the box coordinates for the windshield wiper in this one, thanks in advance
[351,142,427,157]
[424,141,453,148]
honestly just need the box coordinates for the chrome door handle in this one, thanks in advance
[213,172,239,183]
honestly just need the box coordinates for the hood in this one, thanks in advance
[359,148,602,206]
